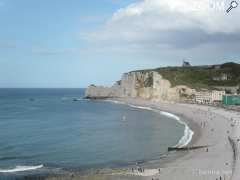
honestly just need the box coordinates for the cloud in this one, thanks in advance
[82,0,240,49]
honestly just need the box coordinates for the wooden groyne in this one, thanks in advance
[168,145,208,152]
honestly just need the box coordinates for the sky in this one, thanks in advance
[0,0,240,88]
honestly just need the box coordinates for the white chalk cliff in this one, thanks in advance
[85,71,195,101]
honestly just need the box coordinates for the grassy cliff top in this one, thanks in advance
[133,62,240,90]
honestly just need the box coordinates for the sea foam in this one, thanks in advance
[0,165,43,173]
[108,100,194,148]
[159,111,194,147]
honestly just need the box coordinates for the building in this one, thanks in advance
[195,90,225,104]
[213,86,239,94]
[212,73,229,81]
[182,61,191,67]
[211,90,226,102]
[195,91,212,104]
[222,95,240,105]
[213,65,221,69]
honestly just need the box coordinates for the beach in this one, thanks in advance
[47,97,240,180]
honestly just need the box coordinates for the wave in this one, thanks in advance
[174,123,194,148]
[0,165,43,173]
[108,100,194,148]
[158,111,194,147]
[159,111,180,121]
[131,107,194,148]
[129,105,154,111]
[104,100,126,105]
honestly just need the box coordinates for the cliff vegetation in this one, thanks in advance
[134,62,240,90]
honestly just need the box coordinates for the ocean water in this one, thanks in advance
[0,88,185,177]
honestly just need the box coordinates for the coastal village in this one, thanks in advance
[85,61,240,110]
[2,0,240,179]
[82,62,240,180]
[181,61,240,110]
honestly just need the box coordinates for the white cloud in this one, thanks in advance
[83,0,240,49]
[112,0,240,33]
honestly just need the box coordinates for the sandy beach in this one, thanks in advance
[48,98,240,180]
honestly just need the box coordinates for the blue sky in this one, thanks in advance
[0,0,240,88]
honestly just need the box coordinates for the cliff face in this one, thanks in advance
[85,71,195,102]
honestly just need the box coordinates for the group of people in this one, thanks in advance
[131,166,161,175]
[216,175,224,180]
[200,121,207,128]
[151,171,161,180]
[131,167,144,173]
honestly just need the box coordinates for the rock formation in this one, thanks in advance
[85,71,195,102]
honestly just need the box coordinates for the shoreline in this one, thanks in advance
[84,97,237,180]
[16,97,238,180]
[47,98,218,180]
[106,99,196,149]
[1,97,196,180]
[111,98,235,179]
[108,98,202,171]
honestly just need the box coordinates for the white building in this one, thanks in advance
[195,91,212,104]
[211,90,225,102]
[195,90,225,104]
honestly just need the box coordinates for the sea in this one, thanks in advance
[0,88,188,179]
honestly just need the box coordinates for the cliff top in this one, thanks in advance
[132,62,240,90]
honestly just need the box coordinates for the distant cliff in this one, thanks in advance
[85,62,240,101]
[85,71,195,101]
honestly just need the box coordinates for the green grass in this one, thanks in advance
[133,62,240,90]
